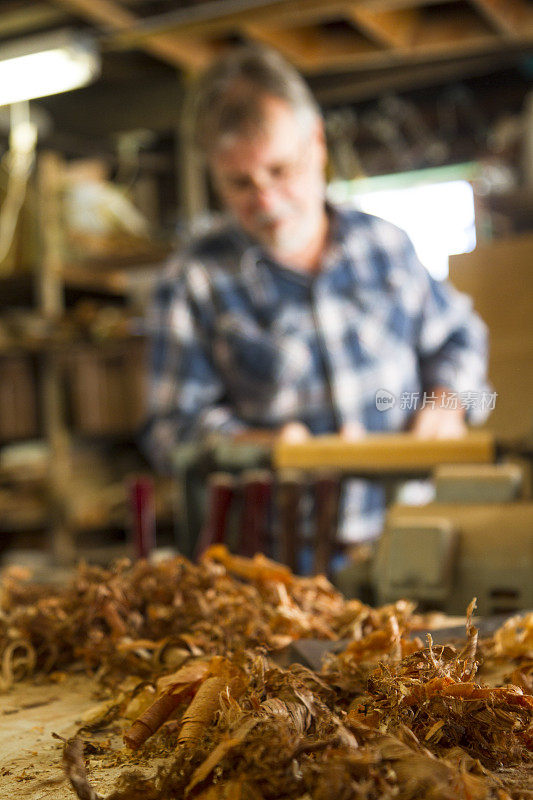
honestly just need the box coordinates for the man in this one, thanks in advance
[144,45,489,543]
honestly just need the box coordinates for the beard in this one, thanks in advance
[251,203,320,260]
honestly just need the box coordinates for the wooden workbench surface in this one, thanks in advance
[0,675,117,800]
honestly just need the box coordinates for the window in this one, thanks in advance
[328,165,477,280]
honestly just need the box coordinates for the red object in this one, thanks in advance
[238,469,273,558]
[130,475,156,559]
[195,473,236,559]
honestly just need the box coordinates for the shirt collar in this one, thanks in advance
[231,201,362,300]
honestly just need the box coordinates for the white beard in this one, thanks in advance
[253,204,319,260]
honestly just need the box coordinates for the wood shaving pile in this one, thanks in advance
[1,547,532,799]
[0,545,414,688]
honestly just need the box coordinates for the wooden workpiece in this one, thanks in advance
[273,431,495,472]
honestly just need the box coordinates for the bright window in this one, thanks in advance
[328,167,477,280]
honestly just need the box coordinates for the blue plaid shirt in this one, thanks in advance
[144,205,489,541]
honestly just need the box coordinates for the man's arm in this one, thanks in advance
[399,232,490,436]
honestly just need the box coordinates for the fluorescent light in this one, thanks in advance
[0,30,100,107]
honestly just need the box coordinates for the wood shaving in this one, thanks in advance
[1,552,532,798]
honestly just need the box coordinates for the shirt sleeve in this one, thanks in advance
[141,258,247,473]
[398,231,491,424]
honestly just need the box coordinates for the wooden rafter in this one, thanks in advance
[415,8,494,52]
[241,21,380,71]
[49,0,216,70]
[106,0,463,50]
[349,2,510,61]
[43,0,533,76]
[357,0,459,8]
[468,0,533,37]
[239,23,318,69]
[107,1,348,48]
[0,3,68,38]
[347,6,420,48]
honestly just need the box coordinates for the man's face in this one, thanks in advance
[209,96,327,263]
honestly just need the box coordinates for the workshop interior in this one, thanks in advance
[0,2,532,798]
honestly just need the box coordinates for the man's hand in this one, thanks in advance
[232,422,312,445]
[340,421,366,441]
[411,387,467,439]
[279,421,367,442]
[278,421,312,442]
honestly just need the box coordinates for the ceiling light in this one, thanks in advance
[0,29,100,107]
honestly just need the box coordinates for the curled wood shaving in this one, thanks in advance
[1,638,36,688]
[179,676,229,749]
[493,613,533,659]
[203,545,293,585]
[124,687,190,750]
[62,738,102,800]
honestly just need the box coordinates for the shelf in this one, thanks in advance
[0,152,167,566]
[0,334,146,358]
[62,264,131,296]
[0,510,50,533]
[0,268,130,303]
[71,242,172,271]
[0,466,48,485]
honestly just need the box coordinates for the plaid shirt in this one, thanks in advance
[144,205,489,541]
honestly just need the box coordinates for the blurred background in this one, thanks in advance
[0,0,532,603]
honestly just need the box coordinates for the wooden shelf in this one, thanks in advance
[72,242,172,271]
[0,510,50,532]
[62,264,131,296]
[0,152,163,567]
[0,268,129,303]
[0,334,145,357]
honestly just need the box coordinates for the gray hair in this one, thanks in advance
[187,45,321,154]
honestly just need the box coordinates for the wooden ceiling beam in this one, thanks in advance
[357,0,459,9]
[468,0,533,37]
[242,10,533,75]
[105,0,462,51]
[0,3,69,38]
[241,21,382,72]
[413,11,494,52]
[45,0,533,76]
[350,4,502,57]
[303,32,533,75]
[347,7,420,48]
[239,23,318,69]
[49,0,215,71]
[107,1,346,49]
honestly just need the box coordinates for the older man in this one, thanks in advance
[144,45,489,543]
